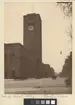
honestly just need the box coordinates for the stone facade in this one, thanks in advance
[23,13,42,63]
[4,13,55,79]
[4,43,37,79]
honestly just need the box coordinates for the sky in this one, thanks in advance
[4,2,72,73]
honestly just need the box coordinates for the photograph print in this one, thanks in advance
[4,2,72,94]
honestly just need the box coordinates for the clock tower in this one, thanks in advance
[23,13,42,62]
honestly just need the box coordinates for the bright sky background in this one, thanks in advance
[4,2,72,73]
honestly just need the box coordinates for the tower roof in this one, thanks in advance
[23,13,41,20]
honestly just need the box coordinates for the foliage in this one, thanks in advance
[60,51,72,77]
[57,2,72,44]
[57,2,72,18]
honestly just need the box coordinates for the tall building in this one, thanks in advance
[4,13,55,79]
[23,13,42,63]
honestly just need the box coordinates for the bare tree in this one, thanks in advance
[66,24,72,41]
[57,2,72,41]
[57,2,72,18]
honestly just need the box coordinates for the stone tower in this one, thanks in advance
[23,13,42,62]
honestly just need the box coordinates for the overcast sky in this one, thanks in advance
[4,2,72,73]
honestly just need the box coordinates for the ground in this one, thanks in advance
[4,77,72,94]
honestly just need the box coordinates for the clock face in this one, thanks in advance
[28,25,34,31]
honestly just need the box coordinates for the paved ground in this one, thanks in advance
[4,77,72,94]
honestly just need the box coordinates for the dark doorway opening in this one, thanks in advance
[12,70,15,79]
